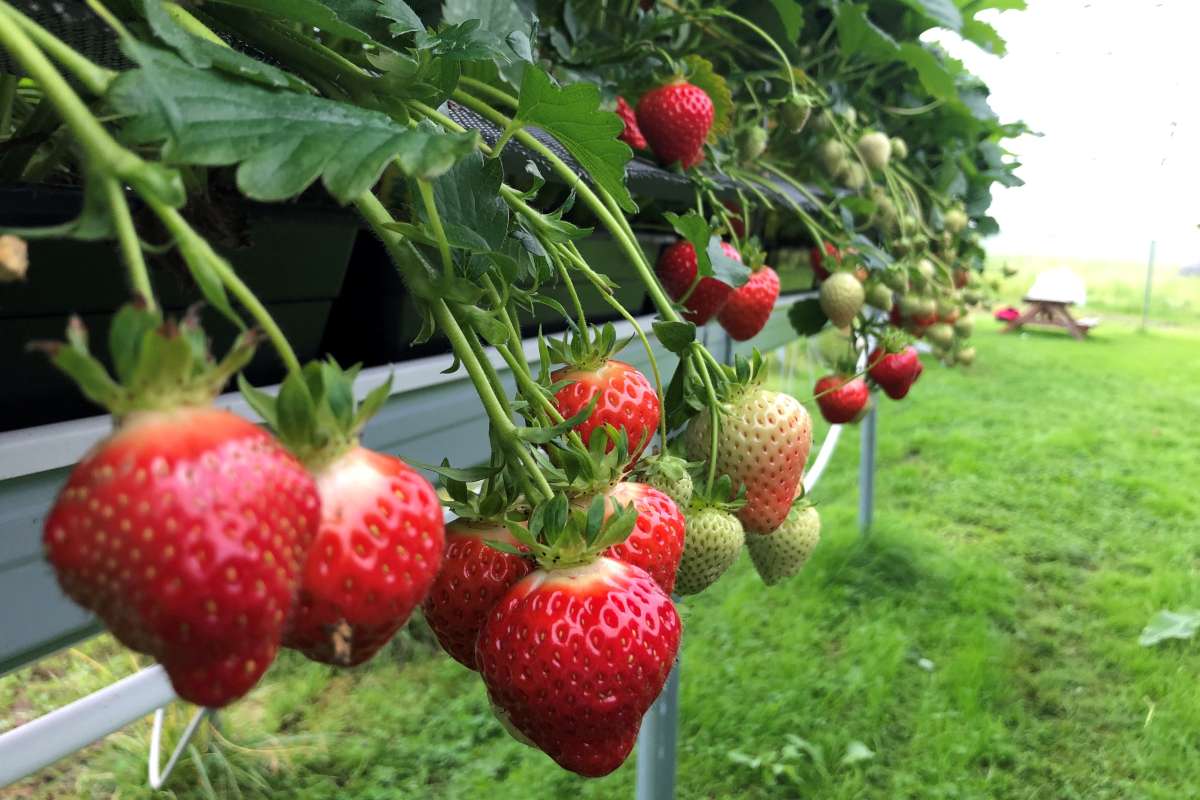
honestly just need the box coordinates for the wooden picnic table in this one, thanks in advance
[1002,297,1097,340]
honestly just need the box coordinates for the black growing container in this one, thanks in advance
[0,185,358,432]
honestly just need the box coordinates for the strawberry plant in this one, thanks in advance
[0,0,1027,783]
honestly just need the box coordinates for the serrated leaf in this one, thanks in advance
[960,18,1006,56]
[1139,610,1200,647]
[681,55,733,140]
[898,43,957,100]
[443,0,535,79]
[836,4,899,61]
[137,0,310,92]
[653,320,696,355]
[109,47,476,202]
[206,0,376,42]
[513,67,635,213]
[897,0,962,31]
[427,151,509,250]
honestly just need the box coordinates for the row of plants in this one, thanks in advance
[0,0,1024,782]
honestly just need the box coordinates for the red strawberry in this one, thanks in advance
[44,407,320,708]
[814,375,870,424]
[615,96,648,150]
[810,242,840,282]
[422,520,532,670]
[718,265,780,341]
[636,80,714,168]
[476,557,681,777]
[552,359,660,463]
[684,383,812,533]
[657,240,740,325]
[868,346,922,400]
[604,482,685,594]
[284,447,444,666]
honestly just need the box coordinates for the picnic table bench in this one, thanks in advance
[1001,268,1099,340]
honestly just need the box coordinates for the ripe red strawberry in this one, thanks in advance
[657,240,740,325]
[718,265,780,341]
[284,447,444,666]
[422,520,532,670]
[636,80,713,168]
[552,359,660,463]
[685,382,812,533]
[868,346,922,400]
[45,407,320,707]
[814,375,870,424]
[810,241,840,282]
[604,482,685,594]
[476,557,681,777]
[615,96,647,150]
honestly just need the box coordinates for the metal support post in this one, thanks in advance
[1141,240,1156,331]
[858,403,877,536]
[635,659,681,800]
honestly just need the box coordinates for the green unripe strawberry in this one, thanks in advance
[882,268,909,292]
[838,161,868,190]
[746,505,821,586]
[944,207,968,234]
[780,95,812,132]
[957,346,977,366]
[737,126,769,162]
[914,258,936,286]
[954,315,974,338]
[675,507,745,595]
[890,137,908,160]
[637,453,694,508]
[819,271,865,327]
[856,131,892,170]
[963,289,981,305]
[865,282,894,311]
[818,139,850,175]
[926,322,955,349]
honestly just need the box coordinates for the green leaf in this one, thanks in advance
[412,460,502,482]
[898,43,957,100]
[768,0,804,42]
[663,211,714,275]
[108,303,161,384]
[322,0,425,39]
[137,0,311,92]
[276,371,317,447]
[897,0,962,30]
[205,0,376,42]
[0,166,114,241]
[1139,609,1200,647]
[428,151,509,250]
[237,374,280,429]
[682,55,734,140]
[960,18,1006,55]
[835,4,899,61]
[109,47,475,202]
[443,0,535,78]
[788,298,827,336]
[653,320,696,355]
[513,67,636,213]
[707,237,751,288]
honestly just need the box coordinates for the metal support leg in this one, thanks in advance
[635,659,680,800]
[858,403,877,536]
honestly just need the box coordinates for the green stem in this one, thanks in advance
[708,9,797,98]
[0,74,16,136]
[101,176,157,312]
[550,248,589,332]
[148,199,303,378]
[5,3,115,95]
[355,191,553,502]
[458,76,518,109]
[416,178,453,278]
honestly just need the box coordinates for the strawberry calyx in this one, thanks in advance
[239,358,393,471]
[686,473,745,515]
[30,300,258,421]
[495,492,638,570]
[550,423,635,497]
[545,322,627,373]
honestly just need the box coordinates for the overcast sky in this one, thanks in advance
[930,0,1199,267]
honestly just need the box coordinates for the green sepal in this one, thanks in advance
[517,392,598,444]
[652,319,696,355]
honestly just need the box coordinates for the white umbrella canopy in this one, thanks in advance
[1026,268,1087,305]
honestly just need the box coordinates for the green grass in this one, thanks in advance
[989,254,1200,325]
[4,319,1200,799]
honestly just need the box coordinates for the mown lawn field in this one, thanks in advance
[3,314,1199,800]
